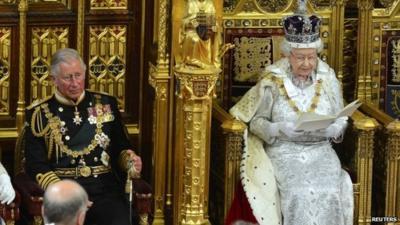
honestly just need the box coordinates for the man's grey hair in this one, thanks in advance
[43,180,88,225]
[280,39,323,57]
[50,48,87,77]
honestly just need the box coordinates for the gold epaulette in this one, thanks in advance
[26,95,52,110]
[36,171,61,190]
[30,103,51,137]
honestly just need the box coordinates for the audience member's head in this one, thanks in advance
[42,179,90,225]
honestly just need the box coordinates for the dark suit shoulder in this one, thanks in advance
[26,95,53,111]
[87,90,114,98]
[86,90,117,105]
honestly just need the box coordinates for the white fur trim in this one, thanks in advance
[240,130,282,225]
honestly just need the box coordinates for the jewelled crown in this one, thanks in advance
[283,0,321,47]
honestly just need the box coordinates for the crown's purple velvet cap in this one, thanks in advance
[283,14,321,44]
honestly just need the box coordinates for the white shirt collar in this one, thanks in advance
[55,89,85,106]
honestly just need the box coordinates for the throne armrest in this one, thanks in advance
[356,102,400,221]
[210,102,246,224]
[13,172,44,217]
[0,191,21,223]
[131,178,153,225]
[132,178,152,211]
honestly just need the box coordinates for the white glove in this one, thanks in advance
[270,122,304,138]
[0,174,15,205]
[312,123,344,139]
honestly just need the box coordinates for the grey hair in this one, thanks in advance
[50,48,87,77]
[280,38,323,57]
[43,181,88,225]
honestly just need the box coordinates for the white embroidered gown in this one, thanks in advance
[230,58,353,225]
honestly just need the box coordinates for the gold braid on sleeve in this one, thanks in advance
[36,171,61,190]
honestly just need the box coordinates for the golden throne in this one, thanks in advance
[208,1,390,225]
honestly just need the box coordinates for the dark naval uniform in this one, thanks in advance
[24,90,133,225]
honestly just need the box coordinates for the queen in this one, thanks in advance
[225,1,354,225]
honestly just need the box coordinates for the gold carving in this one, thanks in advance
[390,89,400,117]
[357,0,373,11]
[192,81,209,97]
[33,215,43,225]
[385,121,400,220]
[175,66,220,225]
[387,121,400,160]
[233,36,272,82]
[0,27,11,115]
[88,25,127,110]
[352,117,378,225]
[16,0,28,131]
[177,0,233,70]
[90,0,127,10]
[177,0,220,69]
[0,0,15,4]
[256,0,289,13]
[242,1,257,13]
[157,0,169,65]
[223,0,239,13]
[28,0,69,7]
[175,67,220,100]
[149,64,168,101]
[391,39,400,82]
[379,0,395,8]
[77,0,84,53]
[30,26,69,102]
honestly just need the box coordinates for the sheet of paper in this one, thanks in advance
[295,113,335,131]
[294,99,362,131]
[337,99,362,118]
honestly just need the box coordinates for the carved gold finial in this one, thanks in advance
[18,0,28,11]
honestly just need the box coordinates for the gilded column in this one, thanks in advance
[16,0,28,131]
[77,0,84,54]
[221,119,246,217]
[173,0,229,223]
[385,121,400,221]
[149,62,170,225]
[330,0,346,81]
[353,117,379,225]
[174,67,220,225]
[149,0,171,224]
[356,0,373,101]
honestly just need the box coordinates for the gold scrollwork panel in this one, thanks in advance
[28,0,68,4]
[0,27,11,116]
[88,25,127,111]
[30,26,69,102]
[90,0,127,10]
[0,0,15,4]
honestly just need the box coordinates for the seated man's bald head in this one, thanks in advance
[43,179,89,225]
